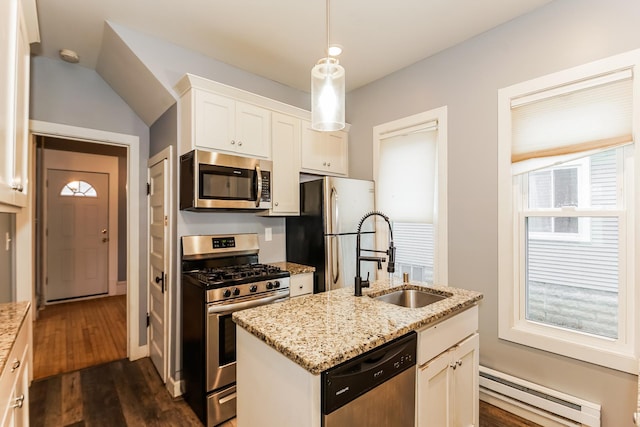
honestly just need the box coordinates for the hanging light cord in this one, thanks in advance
[325,0,330,58]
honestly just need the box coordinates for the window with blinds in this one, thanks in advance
[373,107,448,285]
[498,49,640,373]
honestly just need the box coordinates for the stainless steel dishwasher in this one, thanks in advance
[322,332,417,427]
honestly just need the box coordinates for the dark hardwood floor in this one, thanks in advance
[29,357,207,427]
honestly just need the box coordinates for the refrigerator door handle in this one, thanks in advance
[330,186,339,234]
[331,235,340,285]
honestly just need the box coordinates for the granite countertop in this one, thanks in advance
[0,301,30,374]
[233,279,482,374]
[269,261,315,275]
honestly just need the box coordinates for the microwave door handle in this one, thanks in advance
[255,164,262,208]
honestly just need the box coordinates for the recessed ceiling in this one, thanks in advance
[33,0,555,92]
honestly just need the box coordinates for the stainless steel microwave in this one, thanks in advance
[180,149,272,211]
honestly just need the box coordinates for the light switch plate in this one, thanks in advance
[265,227,272,242]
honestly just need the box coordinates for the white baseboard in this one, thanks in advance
[116,280,127,295]
[166,376,184,398]
[129,344,148,361]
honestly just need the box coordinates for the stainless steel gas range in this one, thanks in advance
[181,233,290,426]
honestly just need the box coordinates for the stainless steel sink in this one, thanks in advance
[372,289,448,308]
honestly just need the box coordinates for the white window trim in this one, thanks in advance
[498,50,640,374]
[372,106,448,285]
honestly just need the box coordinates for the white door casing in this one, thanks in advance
[46,169,109,301]
[29,120,144,361]
[148,155,169,383]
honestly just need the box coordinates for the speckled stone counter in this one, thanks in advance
[233,280,482,374]
[0,301,30,374]
[269,261,315,275]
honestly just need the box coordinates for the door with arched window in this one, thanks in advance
[46,170,109,301]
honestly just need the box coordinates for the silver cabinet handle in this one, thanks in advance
[10,395,24,409]
[231,140,236,145]
[11,359,20,372]
[238,141,243,146]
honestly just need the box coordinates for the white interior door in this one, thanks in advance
[46,169,109,301]
[148,158,169,382]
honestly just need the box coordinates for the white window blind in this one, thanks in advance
[377,124,437,223]
[511,70,633,175]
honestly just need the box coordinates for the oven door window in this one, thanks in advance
[200,164,256,201]
[219,313,236,366]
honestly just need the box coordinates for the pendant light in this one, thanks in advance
[311,0,345,131]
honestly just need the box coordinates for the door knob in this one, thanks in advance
[101,228,108,234]
[155,273,165,293]
[102,237,109,243]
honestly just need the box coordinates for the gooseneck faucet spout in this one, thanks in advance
[355,211,395,296]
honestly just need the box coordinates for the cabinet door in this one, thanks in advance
[417,348,453,427]
[12,13,30,208]
[194,90,235,152]
[270,113,300,215]
[235,102,271,159]
[0,0,19,207]
[300,120,326,172]
[324,131,348,176]
[451,334,479,427]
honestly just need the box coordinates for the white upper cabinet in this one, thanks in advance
[262,112,301,216]
[0,0,38,209]
[185,88,271,159]
[300,120,348,176]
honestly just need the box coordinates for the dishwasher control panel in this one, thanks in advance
[322,331,417,415]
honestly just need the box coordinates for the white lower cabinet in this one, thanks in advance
[289,272,313,298]
[0,308,30,427]
[417,333,479,427]
[416,305,479,427]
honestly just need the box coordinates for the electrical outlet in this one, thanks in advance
[265,227,272,242]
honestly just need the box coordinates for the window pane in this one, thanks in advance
[553,217,578,233]
[525,216,619,339]
[553,168,577,207]
[392,222,433,283]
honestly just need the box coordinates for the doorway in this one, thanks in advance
[33,135,129,376]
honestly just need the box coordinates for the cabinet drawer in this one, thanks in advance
[417,305,478,365]
[289,273,313,298]
[0,314,29,421]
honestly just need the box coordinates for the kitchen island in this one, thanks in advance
[232,280,482,427]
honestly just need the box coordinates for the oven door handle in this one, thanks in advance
[207,293,288,314]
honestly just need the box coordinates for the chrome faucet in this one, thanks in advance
[354,211,396,296]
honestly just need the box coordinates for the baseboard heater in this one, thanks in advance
[479,366,601,427]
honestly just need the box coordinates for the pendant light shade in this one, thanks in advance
[311,0,345,131]
[311,57,345,131]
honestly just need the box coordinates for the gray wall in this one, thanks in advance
[346,0,640,424]
[30,56,150,345]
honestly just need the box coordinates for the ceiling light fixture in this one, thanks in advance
[311,0,345,131]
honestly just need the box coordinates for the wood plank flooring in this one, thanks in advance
[29,357,209,427]
[33,295,127,379]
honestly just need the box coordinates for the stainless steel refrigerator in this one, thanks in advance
[286,177,376,293]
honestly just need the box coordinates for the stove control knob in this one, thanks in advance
[223,289,232,298]
[249,285,258,293]
[266,282,273,290]
[273,281,281,289]
[233,288,240,296]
